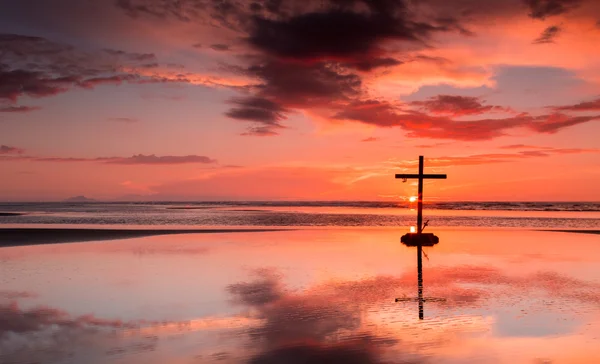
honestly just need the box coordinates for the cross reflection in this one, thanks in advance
[395,156,447,320]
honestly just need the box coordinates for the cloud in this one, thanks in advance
[0,105,41,113]
[524,0,582,19]
[348,57,403,72]
[528,113,600,133]
[226,269,402,363]
[225,96,288,136]
[0,33,182,102]
[228,263,600,364]
[336,100,600,140]
[248,339,387,364]
[226,96,287,123]
[361,137,379,142]
[246,3,444,62]
[499,144,554,149]
[107,117,138,123]
[241,126,282,136]
[554,97,600,111]
[0,67,73,101]
[393,147,599,167]
[410,95,511,116]
[414,142,452,148]
[227,269,284,307]
[18,154,217,165]
[210,43,230,51]
[0,145,24,155]
[244,61,362,107]
[105,154,216,165]
[533,25,562,43]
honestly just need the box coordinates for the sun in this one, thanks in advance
[409,196,417,203]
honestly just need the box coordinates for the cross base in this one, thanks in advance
[395,297,447,302]
[400,233,439,247]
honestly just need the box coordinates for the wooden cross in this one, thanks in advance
[395,156,446,320]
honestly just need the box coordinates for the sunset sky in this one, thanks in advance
[0,0,599,201]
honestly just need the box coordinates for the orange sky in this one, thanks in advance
[0,0,599,201]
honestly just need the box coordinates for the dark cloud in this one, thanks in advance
[533,25,561,44]
[0,34,176,102]
[115,0,205,21]
[0,105,41,112]
[107,117,138,123]
[527,113,600,133]
[348,57,403,72]
[247,61,362,106]
[210,43,230,51]
[410,95,510,116]
[226,96,288,135]
[77,74,140,89]
[0,145,25,154]
[524,0,582,19]
[248,339,385,364]
[227,269,284,307]
[226,270,401,363]
[226,96,287,123]
[554,97,600,111]
[0,302,130,338]
[248,6,428,61]
[0,67,73,101]
[223,60,361,134]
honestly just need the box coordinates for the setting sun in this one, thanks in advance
[409,196,418,203]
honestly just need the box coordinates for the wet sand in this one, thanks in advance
[0,212,25,216]
[0,227,289,247]
[2,228,600,364]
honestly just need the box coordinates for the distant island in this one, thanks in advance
[63,196,96,203]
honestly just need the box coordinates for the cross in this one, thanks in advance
[395,156,446,320]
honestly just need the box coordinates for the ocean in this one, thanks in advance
[1,201,599,229]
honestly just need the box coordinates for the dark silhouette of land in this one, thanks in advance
[0,228,290,247]
[542,229,600,235]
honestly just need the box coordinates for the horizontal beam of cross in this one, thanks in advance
[395,174,447,179]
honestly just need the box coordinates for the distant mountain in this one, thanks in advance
[63,195,96,202]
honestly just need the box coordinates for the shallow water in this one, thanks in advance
[1,202,599,229]
[1,228,599,363]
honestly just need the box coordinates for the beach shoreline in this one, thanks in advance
[0,227,291,248]
[0,226,597,248]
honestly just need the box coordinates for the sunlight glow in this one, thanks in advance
[410,226,416,233]
[409,196,417,203]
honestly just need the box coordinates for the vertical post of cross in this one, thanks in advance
[396,156,446,320]
[417,156,424,319]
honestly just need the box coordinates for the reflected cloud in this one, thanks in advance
[227,269,407,363]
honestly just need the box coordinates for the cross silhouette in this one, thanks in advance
[395,156,447,320]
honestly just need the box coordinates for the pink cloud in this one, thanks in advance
[0,145,25,155]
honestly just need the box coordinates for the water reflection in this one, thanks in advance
[0,229,599,363]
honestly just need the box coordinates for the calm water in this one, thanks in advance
[1,201,599,229]
[1,228,600,363]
